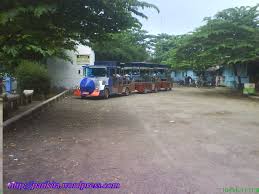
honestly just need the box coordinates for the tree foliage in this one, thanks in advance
[15,60,50,95]
[91,26,151,62]
[153,5,259,71]
[150,33,175,63]
[0,0,159,73]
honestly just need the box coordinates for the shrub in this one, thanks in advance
[15,60,50,96]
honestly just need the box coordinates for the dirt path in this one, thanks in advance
[4,88,259,194]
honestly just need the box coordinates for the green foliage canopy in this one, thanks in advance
[150,33,175,63]
[15,60,50,95]
[91,26,152,62]
[0,0,159,73]
[153,5,259,71]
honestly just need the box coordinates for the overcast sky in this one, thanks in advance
[139,0,259,35]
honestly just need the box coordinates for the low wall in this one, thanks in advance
[3,90,69,130]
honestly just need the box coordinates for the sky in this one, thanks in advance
[139,0,259,35]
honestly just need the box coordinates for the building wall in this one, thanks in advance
[222,64,249,88]
[172,65,250,88]
[47,45,95,89]
[172,70,197,81]
[186,70,198,80]
[171,72,175,80]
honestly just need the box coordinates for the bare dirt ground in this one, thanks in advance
[3,87,259,194]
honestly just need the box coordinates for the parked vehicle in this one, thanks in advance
[77,61,173,99]
[80,61,134,99]
[125,62,172,93]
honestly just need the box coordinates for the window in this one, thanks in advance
[83,67,86,77]
[86,67,107,77]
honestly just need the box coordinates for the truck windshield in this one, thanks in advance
[86,68,107,77]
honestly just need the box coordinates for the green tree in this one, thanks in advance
[15,60,50,96]
[91,26,152,62]
[151,33,175,63]
[0,0,159,73]
[151,34,196,70]
[163,5,259,83]
[201,5,259,87]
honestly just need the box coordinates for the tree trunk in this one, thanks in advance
[233,64,242,89]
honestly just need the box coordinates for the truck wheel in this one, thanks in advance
[104,88,109,99]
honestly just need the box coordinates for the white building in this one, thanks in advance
[47,45,95,89]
